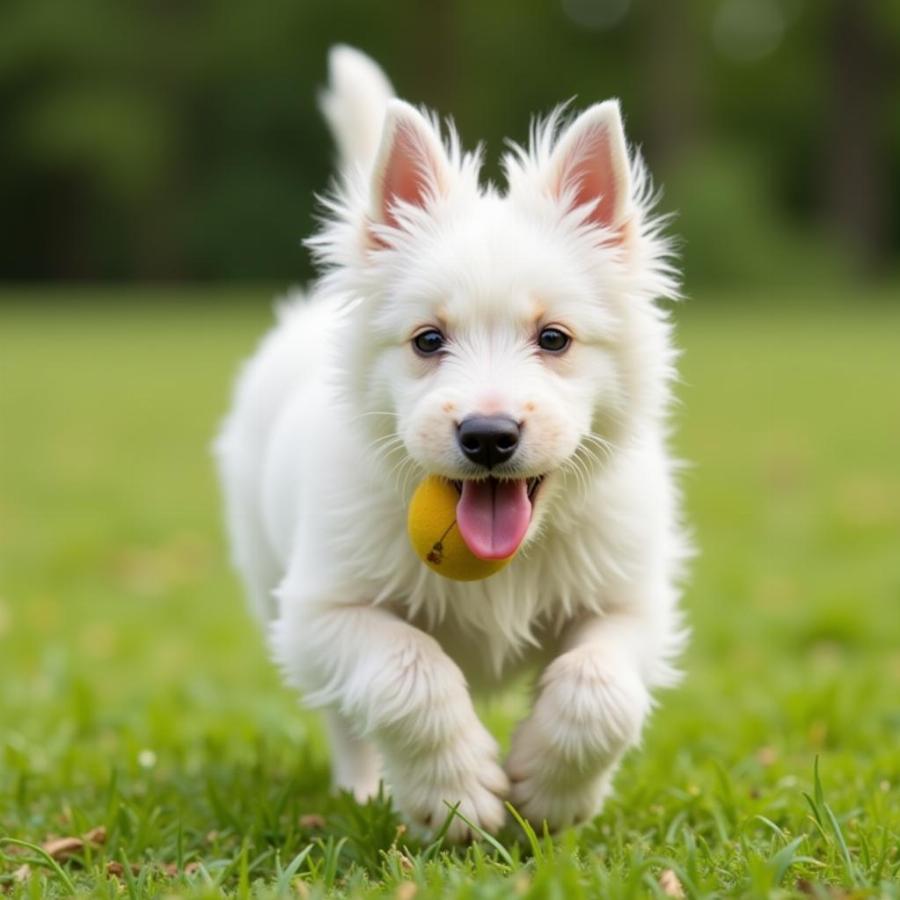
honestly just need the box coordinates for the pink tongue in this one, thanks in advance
[456,479,532,560]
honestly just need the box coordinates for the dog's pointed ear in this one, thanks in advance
[547,101,633,243]
[369,100,450,240]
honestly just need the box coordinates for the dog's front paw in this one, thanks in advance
[506,647,650,831]
[386,729,509,842]
[508,755,612,832]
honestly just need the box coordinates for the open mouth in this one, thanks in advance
[450,476,545,561]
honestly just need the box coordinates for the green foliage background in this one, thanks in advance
[1,0,899,284]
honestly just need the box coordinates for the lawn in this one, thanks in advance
[1,287,898,898]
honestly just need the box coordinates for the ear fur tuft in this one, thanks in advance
[548,101,633,239]
[370,100,450,235]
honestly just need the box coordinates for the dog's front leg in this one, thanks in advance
[507,611,657,831]
[276,604,508,841]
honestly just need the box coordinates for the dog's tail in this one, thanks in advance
[320,45,394,174]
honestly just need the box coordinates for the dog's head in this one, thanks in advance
[313,100,678,559]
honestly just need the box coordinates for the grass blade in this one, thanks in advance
[505,802,543,863]
[441,802,513,867]
[822,802,859,886]
[0,838,77,894]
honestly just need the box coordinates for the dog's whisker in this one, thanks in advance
[400,460,422,497]
[574,451,592,498]
[561,451,589,499]
[353,410,401,421]
[560,460,583,499]
[583,430,618,452]
[368,432,405,452]
[369,446,405,470]
[580,432,619,468]
[386,452,420,494]
[367,432,405,450]
[397,459,423,498]
[367,436,406,466]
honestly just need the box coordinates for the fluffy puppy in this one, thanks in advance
[216,46,688,841]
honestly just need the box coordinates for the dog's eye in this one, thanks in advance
[537,327,571,353]
[413,328,445,356]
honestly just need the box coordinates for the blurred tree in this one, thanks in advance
[636,0,701,172]
[823,0,890,275]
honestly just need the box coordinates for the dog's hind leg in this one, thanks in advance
[324,709,382,802]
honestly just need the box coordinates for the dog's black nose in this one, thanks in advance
[457,415,521,469]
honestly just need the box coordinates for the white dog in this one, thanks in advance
[216,46,688,841]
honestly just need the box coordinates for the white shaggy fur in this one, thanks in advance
[216,45,689,841]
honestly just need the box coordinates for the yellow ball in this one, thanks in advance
[407,475,513,581]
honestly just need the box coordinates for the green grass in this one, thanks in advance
[1,287,898,898]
